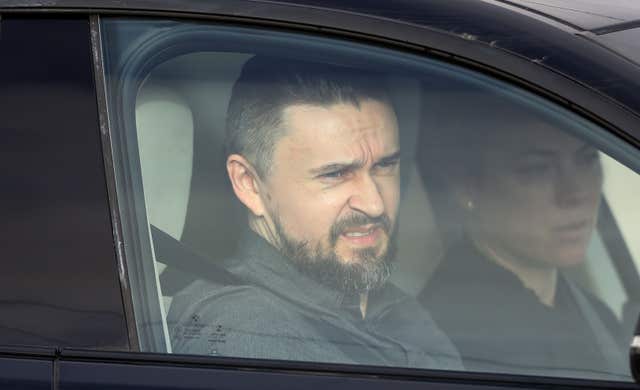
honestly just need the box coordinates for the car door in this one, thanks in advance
[0,14,129,388]
[76,2,640,388]
[2,2,640,389]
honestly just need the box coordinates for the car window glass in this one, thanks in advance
[101,18,640,381]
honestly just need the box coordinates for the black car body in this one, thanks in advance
[1,0,640,388]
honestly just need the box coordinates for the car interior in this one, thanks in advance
[131,50,637,354]
[134,51,443,319]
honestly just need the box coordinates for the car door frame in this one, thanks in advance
[2,1,640,389]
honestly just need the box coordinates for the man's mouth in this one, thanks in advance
[329,213,391,248]
[341,225,382,246]
[344,229,375,237]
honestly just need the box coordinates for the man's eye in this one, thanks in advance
[374,159,400,171]
[320,170,347,179]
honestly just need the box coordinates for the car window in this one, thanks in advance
[0,16,128,349]
[101,17,640,381]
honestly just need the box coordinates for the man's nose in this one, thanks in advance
[347,174,385,217]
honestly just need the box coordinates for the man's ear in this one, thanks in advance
[226,154,267,217]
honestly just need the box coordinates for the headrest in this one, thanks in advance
[136,84,194,241]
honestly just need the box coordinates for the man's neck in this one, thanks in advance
[472,237,558,307]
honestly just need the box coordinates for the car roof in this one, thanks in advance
[491,0,640,31]
[238,0,640,32]
[3,0,639,41]
[2,0,640,139]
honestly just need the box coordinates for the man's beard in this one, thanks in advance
[273,213,396,295]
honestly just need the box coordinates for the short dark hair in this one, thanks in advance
[225,56,391,177]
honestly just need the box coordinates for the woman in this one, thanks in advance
[417,95,629,380]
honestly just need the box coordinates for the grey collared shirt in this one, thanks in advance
[168,231,461,370]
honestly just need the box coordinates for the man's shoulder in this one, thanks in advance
[166,278,347,361]
[168,278,301,327]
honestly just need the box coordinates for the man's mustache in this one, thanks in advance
[329,213,391,245]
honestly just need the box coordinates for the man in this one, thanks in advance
[168,56,460,369]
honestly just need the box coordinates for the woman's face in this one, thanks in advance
[466,122,603,268]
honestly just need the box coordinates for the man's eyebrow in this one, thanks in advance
[309,150,400,176]
[309,160,363,176]
[376,150,401,164]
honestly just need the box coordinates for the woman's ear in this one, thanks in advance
[452,178,477,212]
[226,154,267,217]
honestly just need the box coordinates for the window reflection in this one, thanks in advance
[102,19,638,382]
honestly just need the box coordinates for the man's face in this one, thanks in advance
[259,99,401,293]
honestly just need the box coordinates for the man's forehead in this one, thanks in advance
[275,101,398,164]
[282,99,398,139]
